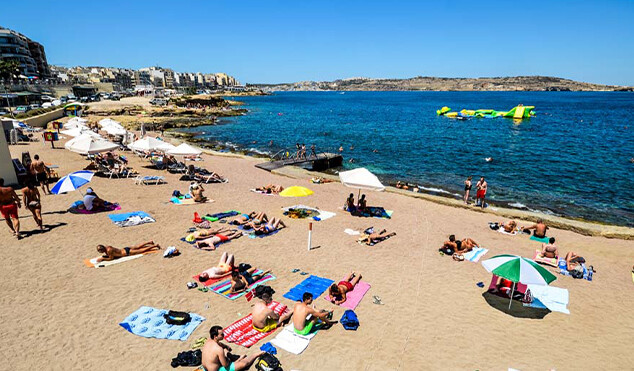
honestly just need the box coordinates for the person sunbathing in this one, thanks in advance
[251,286,293,333]
[229,211,261,226]
[229,267,271,293]
[242,212,271,230]
[539,238,559,258]
[196,230,242,250]
[440,235,478,255]
[329,272,362,305]
[201,325,264,371]
[252,217,286,236]
[96,241,160,262]
[256,184,284,194]
[199,252,235,281]
[292,292,336,335]
[186,227,233,242]
[190,183,207,202]
[565,251,586,270]
[522,219,549,238]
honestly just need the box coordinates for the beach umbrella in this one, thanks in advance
[50,170,94,195]
[481,254,557,309]
[156,142,176,152]
[60,126,97,137]
[339,167,385,199]
[103,125,127,136]
[280,186,314,197]
[167,143,202,156]
[66,136,119,155]
[128,136,164,151]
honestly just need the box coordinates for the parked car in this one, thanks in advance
[29,104,41,110]
[110,94,120,101]
[13,106,31,115]
[90,94,101,102]
[42,102,53,108]
[149,98,168,106]
[41,95,54,102]
[0,108,9,116]
[60,96,68,103]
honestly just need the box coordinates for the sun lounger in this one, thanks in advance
[532,250,558,267]
[223,301,289,347]
[209,270,276,300]
[119,306,205,341]
[283,275,334,301]
[270,324,319,355]
[324,279,371,310]
[134,175,165,185]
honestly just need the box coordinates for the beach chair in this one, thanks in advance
[134,175,165,185]
[167,162,187,174]
[97,163,120,179]
[150,157,166,170]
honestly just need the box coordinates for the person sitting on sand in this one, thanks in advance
[357,194,367,211]
[252,217,286,236]
[540,238,559,258]
[80,188,106,211]
[329,272,362,305]
[229,267,271,293]
[522,219,548,238]
[190,183,207,203]
[201,325,264,371]
[252,286,293,333]
[186,227,234,242]
[199,252,235,281]
[565,251,586,271]
[96,241,160,262]
[229,211,263,226]
[440,235,478,255]
[292,292,336,335]
[344,193,355,212]
[196,230,242,251]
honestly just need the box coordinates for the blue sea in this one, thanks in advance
[178,91,634,227]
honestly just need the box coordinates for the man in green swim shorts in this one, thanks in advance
[292,292,337,335]
[200,325,264,371]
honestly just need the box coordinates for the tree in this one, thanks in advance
[0,59,21,81]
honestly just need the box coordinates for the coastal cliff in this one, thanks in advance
[254,76,633,92]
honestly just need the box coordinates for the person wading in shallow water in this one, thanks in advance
[475,177,487,208]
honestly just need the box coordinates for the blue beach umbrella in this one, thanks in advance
[51,171,94,195]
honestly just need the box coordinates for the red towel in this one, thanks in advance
[192,273,228,287]
[223,301,288,347]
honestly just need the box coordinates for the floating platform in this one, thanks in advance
[255,153,343,172]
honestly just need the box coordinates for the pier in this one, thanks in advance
[255,152,343,171]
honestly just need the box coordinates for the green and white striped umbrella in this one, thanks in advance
[481,254,557,285]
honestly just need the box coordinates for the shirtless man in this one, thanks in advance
[251,286,293,333]
[329,272,362,305]
[440,235,479,254]
[523,219,548,238]
[0,178,21,239]
[475,177,487,208]
[292,292,336,335]
[96,241,160,262]
[201,325,263,371]
[565,251,585,271]
[195,229,242,251]
[29,155,50,195]
[22,181,43,230]
[229,267,270,293]
[540,238,558,258]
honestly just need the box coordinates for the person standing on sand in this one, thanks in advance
[0,178,21,239]
[22,181,43,231]
[464,176,472,204]
[29,154,50,195]
[475,177,487,208]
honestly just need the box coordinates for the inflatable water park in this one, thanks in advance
[436,105,535,119]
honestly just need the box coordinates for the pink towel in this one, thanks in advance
[324,280,371,310]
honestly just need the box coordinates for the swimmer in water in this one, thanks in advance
[485,157,493,162]
[372,149,378,153]
[348,158,355,163]
[339,146,344,153]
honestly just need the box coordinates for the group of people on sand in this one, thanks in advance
[343,193,367,213]
[464,176,488,208]
[293,143,316,160]
[440,234,479,260]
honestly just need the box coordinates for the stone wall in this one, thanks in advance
[22,107,64,128]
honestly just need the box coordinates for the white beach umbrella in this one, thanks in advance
[103,125,127,136]
[128,136,164,151]
[339,167,385,199]
[155,142,176,152]
[167,143,203,156]
[66,136,119,155]
[98,118,121,127]
[60,126,96,137]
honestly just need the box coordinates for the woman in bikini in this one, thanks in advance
[22,181,43,230]
[242,212,270,230]
[329,272,362,305]
[198,252,236,282]
[185,226,233,242]
[252,217,286,236]
[230,211,264,226]
[344,193,355,212]
[440,235,478,259]
[96,241,160,262]
[195,229,242,251]
[540,238,559,258]
[229,267,271,293]
[464,176,472,204]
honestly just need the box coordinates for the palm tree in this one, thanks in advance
[0,59,21,118]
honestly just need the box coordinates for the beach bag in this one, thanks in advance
[238,263,252,273]
[254,352,282,371]
[570,266,584,279]
[340,310,359,331]
[164,310,191,325]
[172,190,182,198]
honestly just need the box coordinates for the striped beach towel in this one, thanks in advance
[210,270,276,300]
[464,247,489,263]
[223,301,289,347]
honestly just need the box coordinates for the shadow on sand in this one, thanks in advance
[19,222,67,238]
[482,291,550,319]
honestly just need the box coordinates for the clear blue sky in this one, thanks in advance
[3,0,634,85]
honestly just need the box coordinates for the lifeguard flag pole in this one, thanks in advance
[307,222,313,251]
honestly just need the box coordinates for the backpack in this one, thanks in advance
[172,190,182,198]
[340,309,359,331]
[254,352,282,371]
[164,310,192,326]
[238,263,252,273]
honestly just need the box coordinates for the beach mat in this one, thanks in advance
[170,197,214,205]
[270,324,318,355]
[108,211,155,227]
[324,280,371,310]
[223,301,289,348]
[84,250,157,268]
[530,235,550,243]
[193,273,229,286]
[210,271,276,300]
[119,306,205,341]
[463,247,489,263]
[283,275,334,301]
[250,189,277,196]
[283,205,336,221]
[202,210,240,222]
[497,228,518,236]
[533,249,558,267]
[350,207,392,219]
[68,202,121,214]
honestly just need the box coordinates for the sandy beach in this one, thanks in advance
[3,119,634,370]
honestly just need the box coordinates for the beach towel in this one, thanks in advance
[487,275,528,300]
[530,235,551,243]
[84,250,157,268]
[533,249,558,267]
[270,324,319,355]
[203,210,240,222]
[236,225,282,239]
[524,284,570,314]
[171,197,214,205]
[324,280,371,310]
[558,259,593,281]
[119,306,205,341]
[497,228,518,236]
[282,205,336,221]
[351,206,392,219]
[108,211,155,227]
[250,189,277,196]
[68,201,121,214]
[283,275,334,301]
[463,247,489,263]
[223,301,289,347]
[193,273,230,287]
[210,271,276,300]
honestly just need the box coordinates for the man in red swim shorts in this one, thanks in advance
[0,178,22,239]
[329,271,362,305]
[475,176,488,209]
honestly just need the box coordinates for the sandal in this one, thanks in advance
[300,271,309,276]
[291,268,300,273]
[452,254,464,262]
[372,295,384,305]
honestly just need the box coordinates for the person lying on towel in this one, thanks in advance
[228,267,271,293]
[96,241,160,262]
[229,211,265,226]
[255,184,284,194]
[196,230,242,251]
[359,229,396,245]
[489,220,517,233]
[439,235,478,255]
[201,325,264,371]
[186,227,234,242]
[521,219,549,238]
[199,252,235,281]
[329,272,362,305]
[252,286,293,333]
[539,238,559,259]
[251,217,286,236]
[293,292,336,335]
